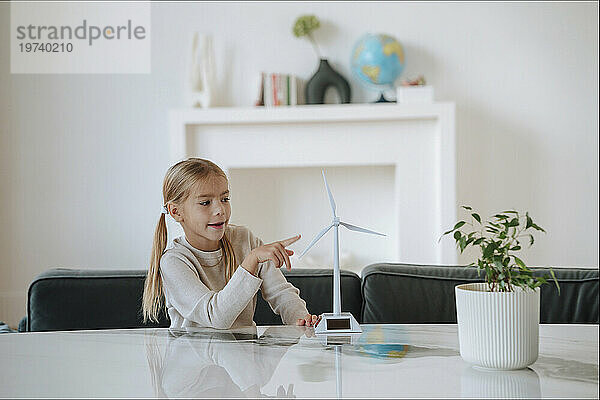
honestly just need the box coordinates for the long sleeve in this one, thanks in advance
[160,253,262,329]
[250,236,309,324]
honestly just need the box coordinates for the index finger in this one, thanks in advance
[278,234,301,247]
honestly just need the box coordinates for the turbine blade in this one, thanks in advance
[299,223,334,258]
[339,221,386,236]
[322,170,336,217]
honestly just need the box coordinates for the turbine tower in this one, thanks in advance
[299,170,385,334]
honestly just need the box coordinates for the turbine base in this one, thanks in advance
[314,312,362,334]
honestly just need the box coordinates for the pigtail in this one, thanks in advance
[142,213,168,323]
[221,232,237,281]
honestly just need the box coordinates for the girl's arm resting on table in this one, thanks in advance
[247,233,309,325]
[160,254,263,329]
[258,262,309,324]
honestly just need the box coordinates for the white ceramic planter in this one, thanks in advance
[455,283,540,370]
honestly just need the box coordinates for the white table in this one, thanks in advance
[1,324,598,398]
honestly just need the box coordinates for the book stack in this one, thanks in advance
[255,72,298,107]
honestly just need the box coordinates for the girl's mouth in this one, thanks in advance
[207,222,225,229]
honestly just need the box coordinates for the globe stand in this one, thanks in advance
[373,93,396,103]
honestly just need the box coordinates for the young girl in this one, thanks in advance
[142,158,320,329]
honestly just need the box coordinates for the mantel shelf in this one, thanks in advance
[169,102,454,125]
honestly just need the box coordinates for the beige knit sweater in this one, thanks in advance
[160,224,309,329]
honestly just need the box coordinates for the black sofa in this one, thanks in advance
[361,264,599,324]
[18,264,599,332]
[19,268,363,332]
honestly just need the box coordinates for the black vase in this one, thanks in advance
[305,59,352,104]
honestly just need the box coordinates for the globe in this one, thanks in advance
[350,33,405,102]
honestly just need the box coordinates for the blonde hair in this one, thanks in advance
[142,158,237,323]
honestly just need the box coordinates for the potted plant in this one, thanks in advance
[442,206,560,370]
[292,15,351,104]
[293,15,323,60]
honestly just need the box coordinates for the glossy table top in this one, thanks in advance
[1,324,598,398]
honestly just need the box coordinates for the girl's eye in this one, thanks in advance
[222,197,230,202]
[199,201,210,206]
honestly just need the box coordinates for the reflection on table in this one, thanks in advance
[0,324,597,398]
[145,326,305,398]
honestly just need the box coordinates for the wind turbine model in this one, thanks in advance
[299,170,386,334]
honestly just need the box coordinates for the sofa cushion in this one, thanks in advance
[26,268,170,332]
[533,267,599,323]
[361,263,599,324]
[18,316,27,332]
[255,269,363,325]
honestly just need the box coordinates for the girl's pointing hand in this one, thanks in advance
[242,234,301,275]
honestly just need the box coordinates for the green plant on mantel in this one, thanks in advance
[441,206,560,293]
[293,15,322,59]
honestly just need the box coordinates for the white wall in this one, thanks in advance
[0,2,597,328]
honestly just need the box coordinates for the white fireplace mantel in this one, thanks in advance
[169,102,457,268]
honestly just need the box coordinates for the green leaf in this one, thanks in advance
[510,245,522,251]
[519,272,533,281]
[507,218,520,227]
[513,277,527,288]
[537,276,548,284]
[483,242,497,258]
[549,269,561,295]
[525,277,534,286]
[526,214,533,229]
[461,205,472,210]
[473,238,485,245]
[493,257,504,271]
[471,213,481,223]
[494,214,509,220]
[503,210,519,214]
[459,236,467,253]
[453,231,462,241]
[442,228,454,235]
[453,221,466,230]
[528,234,535,246]
[484,264,492,279]
[513,256,526,269]
[531,223,546,233]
